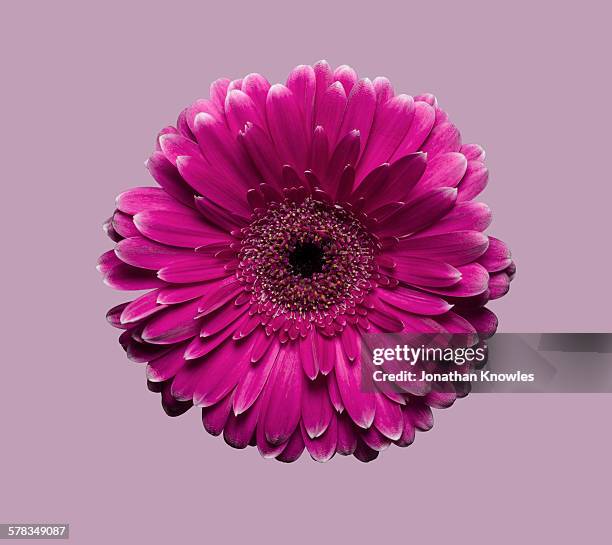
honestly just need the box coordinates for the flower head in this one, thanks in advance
[99,61,515,462]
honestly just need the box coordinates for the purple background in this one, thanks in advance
[2,1,611,543]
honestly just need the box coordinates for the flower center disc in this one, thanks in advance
[237,197,378,318]
[288,242,325,278]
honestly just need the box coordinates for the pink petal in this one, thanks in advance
[423,263,489,297]
[416,201,492,236]
[357,94,415,183]
[457,161,489,202]
[201,393,233,436]
[374,187,457,237]
[478,236,512,272]
[266,84,309,173]
[334,341,375,429]
[339,78,376,156]
[176,155,251,216]
[314,81,347,150]
[391,257,462,288]
[147,151,196,207]
[141,298,202,344]
[421,122,461,157]
[302,415,337,462]
[377,285,452,316]
[115,236,195,269]
[133,209,230,248]
[412,152,467,196]
[263,345,303,445]
[394,231,489,266]
[120,289,167,324]
[233,337,281,415]
[392,101,435,157]
[302,376,333,439]
[286,64,316,138]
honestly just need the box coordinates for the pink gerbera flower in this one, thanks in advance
[99,61,514,462]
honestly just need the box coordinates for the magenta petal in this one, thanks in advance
[233,337,280,415]
[298,329,320,380]
[276,428,306,463]
[201,393,233,436]
[112,211,139,238]
[193,112,257,188]
[147,151,197,208]
[417,201,492,236]
[327,369,345,413]
[263,345,303,445]
[241,73,271,118]
[339,78,376,155]
[488,272,511,299]
[393,101,435,157]
[396,408,416,447]
[361,425,391,451]
[378,285,451,316]
[357,94,415,183]
[392,257,461,288]
[286,64,316,138]
[103,261,166,291]
[185,320,238,360]
[412,152,467,196]
[141,298,201,344]
[146,344,187,382]
[239,122,284,188]
[373,76,394,104]
[197,277,242,316]
[315,81,347,149]
[360,153,426,208]
[422,122,461,157]
[176,155,251,216]
[106,303,129,329]
[193,340,252,407]
[394,231,489,266]
[334,341,375,429]
[455,306,498,338]
[115,236,195,269]
[457,161,489,202]
[373,395,403,441]
[478,236,512,272]
[461,143,486,161]
[266,84,309,173]
[224,397,261,449]
[134,209,229,249]
[405,402,434,431]
[200,303,249,338]
[302,376,333,439]
[313,60,333,118]
[120,290,167,324]
[158,259,231,284]
[423,263,489,297]
[435,311,477,336]
[156,283,211,305]
[333,65,358,94]
[336,412,358,455]
[116,186,193,216]
[325,129,360,191]
[302,415,337,462]
[194,196,247,231]
[374,187,457,237]
[225,90,264,135]
[209,78,230,111]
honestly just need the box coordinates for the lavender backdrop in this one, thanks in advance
[1,1,610,543]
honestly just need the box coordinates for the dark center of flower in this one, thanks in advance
[237,197,378,319]
[288,241,325,278]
